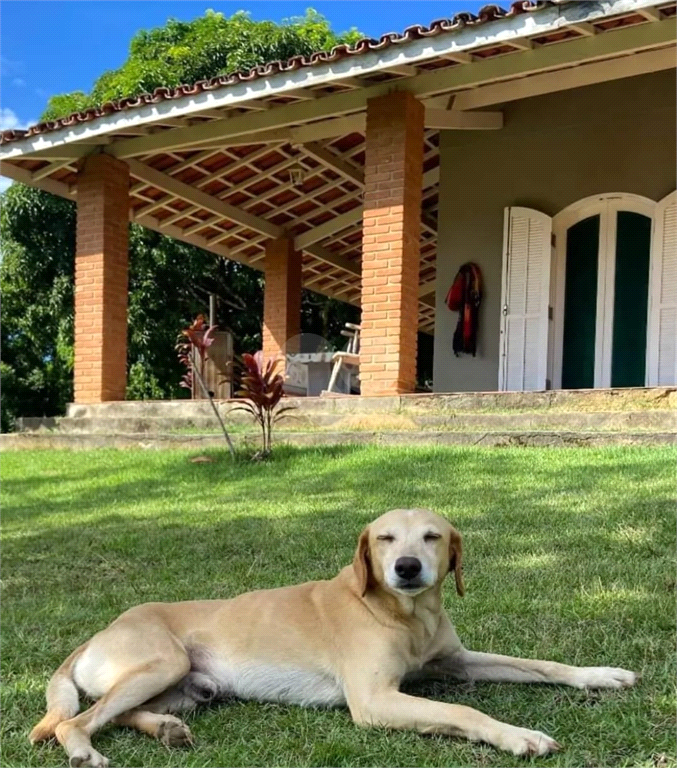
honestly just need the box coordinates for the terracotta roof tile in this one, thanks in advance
[0,2,559,146]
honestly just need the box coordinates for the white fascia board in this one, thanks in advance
[0,0,665,160]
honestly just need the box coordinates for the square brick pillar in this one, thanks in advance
[74,153,130,403]
[262,237,302,370]
[360,91,424,396]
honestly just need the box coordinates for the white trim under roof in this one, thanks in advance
[0,0,670,160]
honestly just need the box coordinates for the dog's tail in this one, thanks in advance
[29,643,87,743]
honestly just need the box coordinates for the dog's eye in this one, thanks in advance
[424,533,441,541]
[376,534,395,542]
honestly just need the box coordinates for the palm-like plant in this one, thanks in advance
[232,352,296,458]
[177,315,236,459]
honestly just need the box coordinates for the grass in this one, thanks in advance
[1,444,675,768]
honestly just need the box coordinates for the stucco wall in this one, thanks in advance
[433,69,676,393]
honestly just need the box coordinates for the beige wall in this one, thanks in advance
[433,69,676,393]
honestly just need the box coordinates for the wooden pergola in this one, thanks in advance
[1,0,674,400]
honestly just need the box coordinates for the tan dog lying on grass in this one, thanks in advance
[31,508,636,767]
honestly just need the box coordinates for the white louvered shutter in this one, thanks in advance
[499,207,553,391]
[647,191,677,386]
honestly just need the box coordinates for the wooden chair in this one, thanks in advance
[325,323,361,394]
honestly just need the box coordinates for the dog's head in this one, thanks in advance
[353,508,464,599]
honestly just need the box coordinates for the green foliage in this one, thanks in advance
[0,185,76,431]
[41,9,362,120]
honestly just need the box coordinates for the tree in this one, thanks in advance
[1,10,361,430]
[42,10,361,120]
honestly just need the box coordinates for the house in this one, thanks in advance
[1,0,675,402]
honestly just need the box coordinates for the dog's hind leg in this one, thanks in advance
[55,655,190,768]
[112,673,219,747]
[114,709,194,747]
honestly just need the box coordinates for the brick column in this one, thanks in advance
[262,237,302,369]
[74,153,130,403]
[360,91,424,396]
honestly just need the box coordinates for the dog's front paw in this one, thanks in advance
[495,725,561,756]
[574,666,637,689]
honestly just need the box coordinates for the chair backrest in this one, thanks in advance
[340,323,361,355]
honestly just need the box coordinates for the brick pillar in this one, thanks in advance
[74,153,130,403]
[262,237,302,369]
[360,91,424,396]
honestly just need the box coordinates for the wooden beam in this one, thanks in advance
[294,207,363,250]
[31,159,74,181]
[126,158,283,239]
[23,144,94,161]
[440,51,474,64]
[568,22,599,37]
[1,160,73,197]
[134,212,232,259]
[304,243,361,277]
[637,6,663,21]
[424,109,503,129]
[509,37,535,50]
[452,44,675,110]
[422,166,440,189]
[288,114,366,143]
[300,143,365,187]
[383,64,419,77]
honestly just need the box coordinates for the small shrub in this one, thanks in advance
[232,352,296,459]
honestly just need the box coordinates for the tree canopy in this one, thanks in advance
[1,9,362,430]
[42,10,361,120]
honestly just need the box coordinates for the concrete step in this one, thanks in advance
[61,386,676,421]
[329,410,676,432]
[16,409,676,435]
[1,430,675,451]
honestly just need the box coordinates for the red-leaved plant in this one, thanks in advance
[177,315,236,459]
[231,352,296,458]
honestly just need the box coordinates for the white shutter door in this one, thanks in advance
[647,191,677,386]
[499,207,553,391]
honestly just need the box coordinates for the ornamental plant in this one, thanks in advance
[177,315,236,459]
[232,352,296,459]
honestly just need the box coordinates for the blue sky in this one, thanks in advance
[0,1,486,131]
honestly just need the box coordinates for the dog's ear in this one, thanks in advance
[448,527,465,597]
[353,527,372,597]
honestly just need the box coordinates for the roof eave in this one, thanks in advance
[0,0,668,161]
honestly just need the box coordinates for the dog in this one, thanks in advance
[30,508,637,767]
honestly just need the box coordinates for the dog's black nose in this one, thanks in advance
[395,557,422,580]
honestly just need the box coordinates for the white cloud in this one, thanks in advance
[0,107,35,131]
[11,78,26,88]
[0,57,25,78]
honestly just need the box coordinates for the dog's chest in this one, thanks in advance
[195,653,346,708]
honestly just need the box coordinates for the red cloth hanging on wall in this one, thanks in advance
[445,262,482,357]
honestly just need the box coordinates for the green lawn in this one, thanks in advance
[1,445,675,768]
